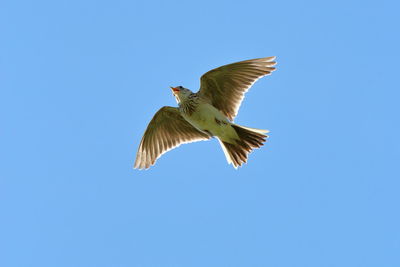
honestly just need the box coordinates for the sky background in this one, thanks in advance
[1,0,400,266]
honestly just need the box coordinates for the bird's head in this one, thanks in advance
[170,86,192,104]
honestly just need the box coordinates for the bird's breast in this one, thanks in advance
[182,103,236,139]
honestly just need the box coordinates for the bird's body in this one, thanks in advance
[180,97,235,141]
[134,57,277,169]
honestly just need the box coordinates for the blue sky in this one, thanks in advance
[1,0,399,266]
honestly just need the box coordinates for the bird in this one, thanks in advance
[134,56,277,169]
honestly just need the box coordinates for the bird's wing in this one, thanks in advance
[198,57,276,121]
[134,106,210,169]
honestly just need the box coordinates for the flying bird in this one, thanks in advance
[134,57,277,169]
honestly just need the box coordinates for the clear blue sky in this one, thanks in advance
[1,0,399,266]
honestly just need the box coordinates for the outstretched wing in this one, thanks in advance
[198,57,276,121]
[134,106,210,169]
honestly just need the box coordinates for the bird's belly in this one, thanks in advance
[182,104,237,139]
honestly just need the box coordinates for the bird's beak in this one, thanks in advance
[170,86,180,94]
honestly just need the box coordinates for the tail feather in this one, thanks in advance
[219,124,268,168]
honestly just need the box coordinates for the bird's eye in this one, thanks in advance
[179,86,183,89]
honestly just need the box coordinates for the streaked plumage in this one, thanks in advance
[134,57,276,169]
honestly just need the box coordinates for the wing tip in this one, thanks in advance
[133,156,153,170]
[251,56,277,69]
[133,164,151,170]
[264,56,276,62]
[264,56,277,68]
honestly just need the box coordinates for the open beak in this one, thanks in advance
[170,86,180,94]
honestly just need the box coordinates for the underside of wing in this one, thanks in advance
[198,57,276,121]
[134,106,210,170]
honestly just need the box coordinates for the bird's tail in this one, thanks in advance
[218,124,269,169]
